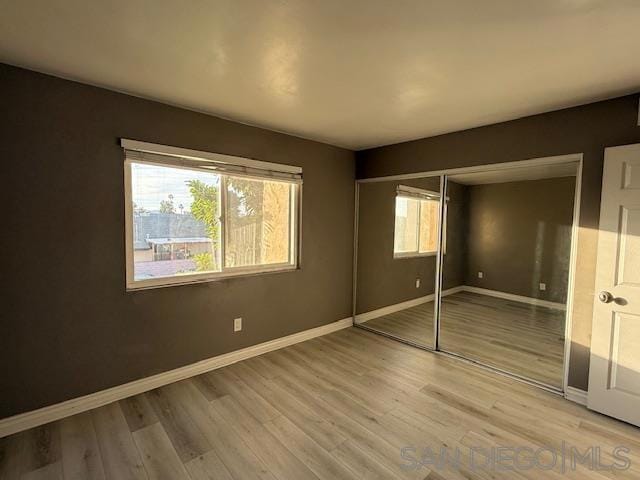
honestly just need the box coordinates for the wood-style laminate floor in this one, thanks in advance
[2,327,638,480]
[361,291,565,387]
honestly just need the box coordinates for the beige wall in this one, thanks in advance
[357,93,640,391]
[133,249,153,263]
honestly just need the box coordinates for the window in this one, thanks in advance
[123,140,301,289]
[393,185,442,258]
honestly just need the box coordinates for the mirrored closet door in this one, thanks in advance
[437,163,578,389]
[354,158,579,392]
[354,175,444,348]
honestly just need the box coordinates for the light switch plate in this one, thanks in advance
[234,317,242,332]
[478,271,484,279]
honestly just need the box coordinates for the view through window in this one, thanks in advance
[128,160,298,287]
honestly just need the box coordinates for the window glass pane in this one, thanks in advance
[394,196,419,253]
[130,162,221,280]
[419,198,439,253]
[225,176,292,268]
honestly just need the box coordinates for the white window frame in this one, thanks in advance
[123,140,301,290]
[393,185,443,259]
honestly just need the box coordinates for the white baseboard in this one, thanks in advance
[354,284,564,325]
[565,386,588,406]
[442,285,466,297]
[355,295,433,324]
[0,317,353,439]
[355,286,465,324]
[461,286,566,311]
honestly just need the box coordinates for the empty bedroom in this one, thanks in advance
[1,1,640,479]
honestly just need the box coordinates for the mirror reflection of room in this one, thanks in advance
[355,176,442,347]
[439,162,578,388]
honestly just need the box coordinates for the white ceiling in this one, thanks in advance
[448,161,578,185]
[1,1,639,150]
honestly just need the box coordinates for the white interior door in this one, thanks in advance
[588,143,640,427]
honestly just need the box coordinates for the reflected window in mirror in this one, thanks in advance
[393,185,442,258]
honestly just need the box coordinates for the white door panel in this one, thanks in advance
[588,143,640,426]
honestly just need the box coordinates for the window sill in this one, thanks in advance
[393,251,437,259]
[126,264,298,291]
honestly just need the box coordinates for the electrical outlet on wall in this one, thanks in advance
[234,317,242,332]
[539,283,546,291]
[478,271,484,279]
[416,278,421,288]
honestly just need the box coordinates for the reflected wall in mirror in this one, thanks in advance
[439,163,578,388]
[355,176,442,347]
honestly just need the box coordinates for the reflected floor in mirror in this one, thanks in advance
[359,291,565,388]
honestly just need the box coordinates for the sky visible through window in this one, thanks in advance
[396,196,409,217]
[131,163,219,213]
